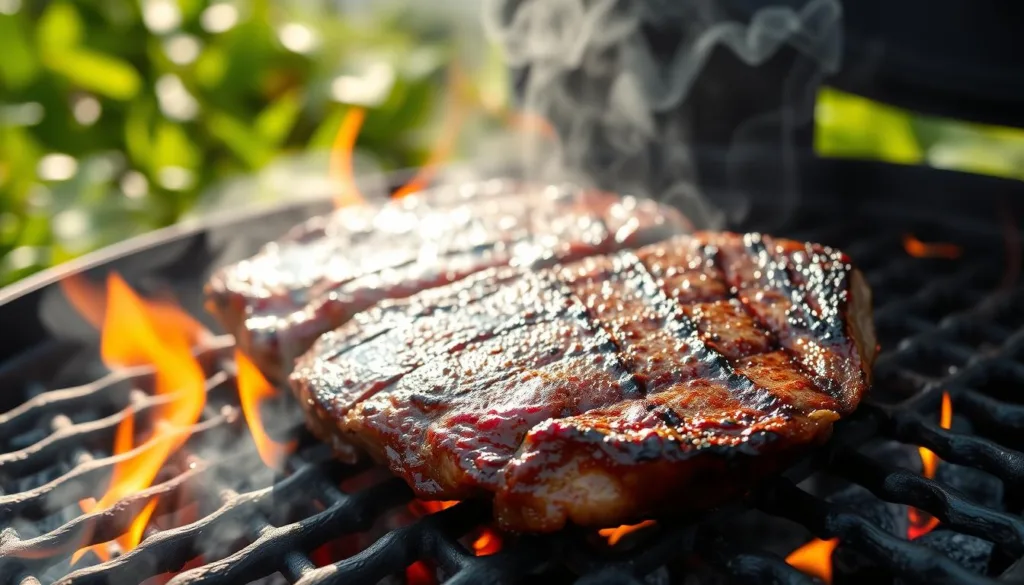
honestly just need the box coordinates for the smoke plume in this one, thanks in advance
[482,0,842,228]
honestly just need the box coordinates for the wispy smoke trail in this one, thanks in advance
[483,0,842,229]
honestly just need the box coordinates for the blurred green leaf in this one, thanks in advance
[19,214,51,247]
[208,111,272,168]
[255,90,303,147]
[177,0,205,21]
[308,106,347,151]
[125,100,155,172]
[153,121,199,171]
[0,15,41,89]
[815,87,922,164]
[2,0,495,285]
[37,1,83,56]
[816,86,1024,182]
[195,45,228,88]
[0,213,19,246]
[46,49,142,100]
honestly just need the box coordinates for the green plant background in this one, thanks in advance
[2,0,1023,287]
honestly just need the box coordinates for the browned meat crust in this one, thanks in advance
[290,232,876,532]
[205,181,689,381]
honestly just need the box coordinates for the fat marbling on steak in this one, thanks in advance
[290,232,876,532]
[205,181,689,381]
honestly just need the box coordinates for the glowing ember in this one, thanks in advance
[786,538,839,584]
[903,234,962,259]
[235,349,297,469]
[61,273,208,562]
[329,107,367,208]
[405,561,436,585]
[908,391,953,539]
[471,528,502,556]
[410,500,459,516]
[598,520,657,546]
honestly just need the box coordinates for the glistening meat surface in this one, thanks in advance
[206,180,688,381]
[291,232,876,531]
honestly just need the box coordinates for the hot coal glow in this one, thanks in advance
[907,391,953,539]
[786,537,839,584]
[903,234,962,259]
[471,528,502,556]
[61,273,208,563]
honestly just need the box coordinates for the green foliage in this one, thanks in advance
[816,87,1024,181]
[3,2,1024,288]
[0,0,460,285]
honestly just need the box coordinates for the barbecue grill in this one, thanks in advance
[2,160,1024,585]
[5,2,1024,583]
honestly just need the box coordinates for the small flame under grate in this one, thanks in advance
[2,197,1024,585]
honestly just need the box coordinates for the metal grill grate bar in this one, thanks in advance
[295,502,489,585]
[166,476,412,585]
[887,414,1024,489]
[0,404,229,522]
[761,481,1007,585]
[830,447,1024,555]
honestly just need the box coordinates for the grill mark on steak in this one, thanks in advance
[621,250,778,413]
[704,241,827,407]
[208,183,691,382]
[548,270,648,400]
[291,232,875,531]
[735,233,858,406]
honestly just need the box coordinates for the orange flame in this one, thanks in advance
[501,110,556,141]
[471,528,502,556]
[392,65,468,200]
[598,520,657,546]
[903,234,962,259]
[786,538,839,584]
[908,391,953,539]
[235,349,297,469]
[61,273,207,562]
[330,107,367,208]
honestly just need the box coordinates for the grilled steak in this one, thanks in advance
[206,181,688,381]
[291,232,876,532]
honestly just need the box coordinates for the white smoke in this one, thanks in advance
[482,0,842,229]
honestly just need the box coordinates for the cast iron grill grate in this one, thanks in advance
[2,206,1024,585]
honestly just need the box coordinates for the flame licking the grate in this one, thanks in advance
[598,520,657,546]
[907,391,954,539]
[786,538,839,584]
[392,65,468,200]
[61,273,208,563]
[409,499,459,516]
[328,59,555,209]
[330,107,367,208]
[903,234,962,260]
[235,349,297,470]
